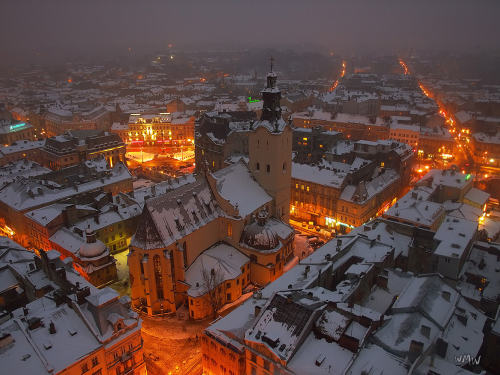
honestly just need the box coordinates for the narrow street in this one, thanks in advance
[399,58,472,172]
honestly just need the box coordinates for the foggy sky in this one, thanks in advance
[1,0,499,66]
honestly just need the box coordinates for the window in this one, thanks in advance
[282,162,286,172]
[256,162,260,170]
[266,164,270,173]
[92,370,102,375]
[251,353,257,363]
[227,222,232,237]
[264,360,270,370]
[154,255,164,300]
[91,357,99,367]
[227,293,231,300]
[81,363,89,373]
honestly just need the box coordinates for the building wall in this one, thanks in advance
[188,262,250,320]
[0,127,35,146]
[291,179,341,227]
[292,117,389,142]
[249,126,292,222]
[201,333,246,375]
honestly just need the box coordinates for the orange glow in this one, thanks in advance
[200,77,207,83]
[329,60,346,92]
[398,59,409,75]
[67,78,72,83]
[0,225,15,237]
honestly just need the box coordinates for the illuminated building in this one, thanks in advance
[0,236,146,375]
[129,69,294,320]
[113,112,195,147]
[44,105,110,137]
[25,193,141,255]
[41,130,125,170]
[0,120,35,145]
[0,159,132,247]
[0,139,45,166]
[389,122,420,148]
[470,132,500,169]
[291,140,413,230]
[49,227,118,287]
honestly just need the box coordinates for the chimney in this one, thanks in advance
[49,321,56,334]
[255,305,261,316]
[408,340,424,363]
[442,291,451,302]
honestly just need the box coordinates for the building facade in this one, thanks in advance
[41,130,126,170]
[113,113,195,147]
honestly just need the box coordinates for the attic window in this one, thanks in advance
[192,211,199,224]
[175,218,183,231]
[204,201,213,215]
[420,325,431,338]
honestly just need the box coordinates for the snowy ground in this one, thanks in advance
[126,151,155,163]
[109,249,130,296]
[294,232,314,260]
[142,315,207,375]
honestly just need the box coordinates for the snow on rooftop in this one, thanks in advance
[292,162,346,189]
[212,160,272,217]
[434,215,477,258]
[185,242,248,298]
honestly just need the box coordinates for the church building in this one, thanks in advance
[128,66,294,319]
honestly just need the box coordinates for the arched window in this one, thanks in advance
[153,255,164,300]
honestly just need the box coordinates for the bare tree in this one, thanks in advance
[201,265,225,319]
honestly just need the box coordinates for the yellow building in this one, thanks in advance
[114,112,195,147]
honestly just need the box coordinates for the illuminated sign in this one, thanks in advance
[9,123,26,131]
[248,97,261,103]
[465,174,471,181]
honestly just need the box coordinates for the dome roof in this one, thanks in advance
[241,211,279,251]
[79,228,107,259]
[79,241,107,259]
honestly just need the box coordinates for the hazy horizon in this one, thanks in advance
[1,0,500,67]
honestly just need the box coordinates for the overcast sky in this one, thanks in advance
[1,0,499,65]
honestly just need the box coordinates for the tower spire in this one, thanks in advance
[270,56,274,73]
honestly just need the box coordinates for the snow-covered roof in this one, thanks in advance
[464,187,490,207]
[292,162,347,189]
[131,177,222,250]
[384,188,444,228]
[212,160,272,217]
[434,215,477,258]
[184,242,249,298]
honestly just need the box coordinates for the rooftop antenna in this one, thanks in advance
[270,56,274,72]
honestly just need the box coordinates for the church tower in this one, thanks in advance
[249,59,292,222]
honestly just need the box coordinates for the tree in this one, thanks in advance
[201,265,225,319]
